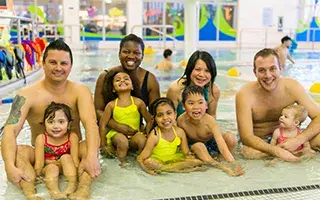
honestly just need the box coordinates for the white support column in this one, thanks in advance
[127,0,143,37]
[184,0,198,60]
[63,0,80,45]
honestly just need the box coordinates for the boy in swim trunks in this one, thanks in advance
[177,85,243,176]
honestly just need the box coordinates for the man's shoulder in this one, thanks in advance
[236,81,257,95]
[17,80,42,96]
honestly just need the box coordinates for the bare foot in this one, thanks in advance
[101,145,116,158]
[240,146,269,159]
[64,182,77,195]
[69,185,89,200]
[26,195,45,200]
[119,161,126,168]
[206,160,244,176]
[50,191,68,200]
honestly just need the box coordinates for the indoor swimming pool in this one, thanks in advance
[0,49,320,200]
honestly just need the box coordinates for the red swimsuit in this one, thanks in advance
[44,133,71,160]
[276,128,303,151]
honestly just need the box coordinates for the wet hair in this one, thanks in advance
[42,101,73,129]
[102,69,141,105]
[281,36,292,44]
[163,49,172,58]
[179,50,217,88]
[43,39,73,65]
[253,48,280,70]
[119,33,145,56]
[148,97,176,134]
[283,104,308,124]
[181,85,205,104]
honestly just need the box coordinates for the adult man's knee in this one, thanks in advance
[224,133,237,150]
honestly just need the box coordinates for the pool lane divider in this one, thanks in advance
[155,184,320,200]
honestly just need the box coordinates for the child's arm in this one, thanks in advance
[136,98,153,133]
[137,130,158,175]
[270,129,280,146]
[209,117,235,162]
[99,102,114,148]
[175,127,191,156]
[136,98,152,123]
[34,134,45,177]
[69,132,79,168]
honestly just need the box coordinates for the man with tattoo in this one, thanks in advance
[1,40,101,200]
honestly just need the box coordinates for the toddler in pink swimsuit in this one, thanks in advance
[34,102,79,199]
[270,104,315,156]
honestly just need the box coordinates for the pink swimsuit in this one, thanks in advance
[44,133,71,160]
[276,128,303,151]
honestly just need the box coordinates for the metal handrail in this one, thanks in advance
[238,27,320,50]
[131,24,177,49]
[35,24,86,43]
[0,14,36,44]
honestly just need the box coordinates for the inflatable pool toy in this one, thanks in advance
[227,67,240,77]
[310,83,320,93]
[144,46,155,55]
[0,97,14,105]
[179,60,187,67]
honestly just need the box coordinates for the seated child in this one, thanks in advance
[99,70,152,167]
[137,98,206,175]
[177,85,244,176]
[34,102,79,199]
[270,104,316,156]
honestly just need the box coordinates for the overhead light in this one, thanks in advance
[105,0,112,3]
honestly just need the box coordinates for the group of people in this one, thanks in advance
[1,34,320,200]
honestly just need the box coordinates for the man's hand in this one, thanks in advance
[78,154,101,178]
[273,147,300,162]
[278,137,302,153]
[5,165,30,188]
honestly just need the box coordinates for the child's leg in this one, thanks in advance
[59,154,77,195]
[16,145,44,200]
[112,133,129,167]
[191,143,243,176]
[69,142,91,200]
[190,142,213,162]
[240,145,269,159]
[43,163,67,199]
[129,132,146,153]
[222,131,238,152]
[160,159,206,173]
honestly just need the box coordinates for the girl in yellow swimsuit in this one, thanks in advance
[137,98,206,175]
[99,70,152,167]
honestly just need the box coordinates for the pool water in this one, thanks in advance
[0,49,319,200]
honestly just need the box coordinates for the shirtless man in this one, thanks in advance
[236,48,320,162]
[274,36,295,69]
[155,49,174,70]
[1,40,101,199]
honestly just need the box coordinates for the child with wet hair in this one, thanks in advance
[34,102,79,199]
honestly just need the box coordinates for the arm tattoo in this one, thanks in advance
[5,95,26,125]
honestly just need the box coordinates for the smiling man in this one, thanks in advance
[1,40,101,199]
[236,48,320,162]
